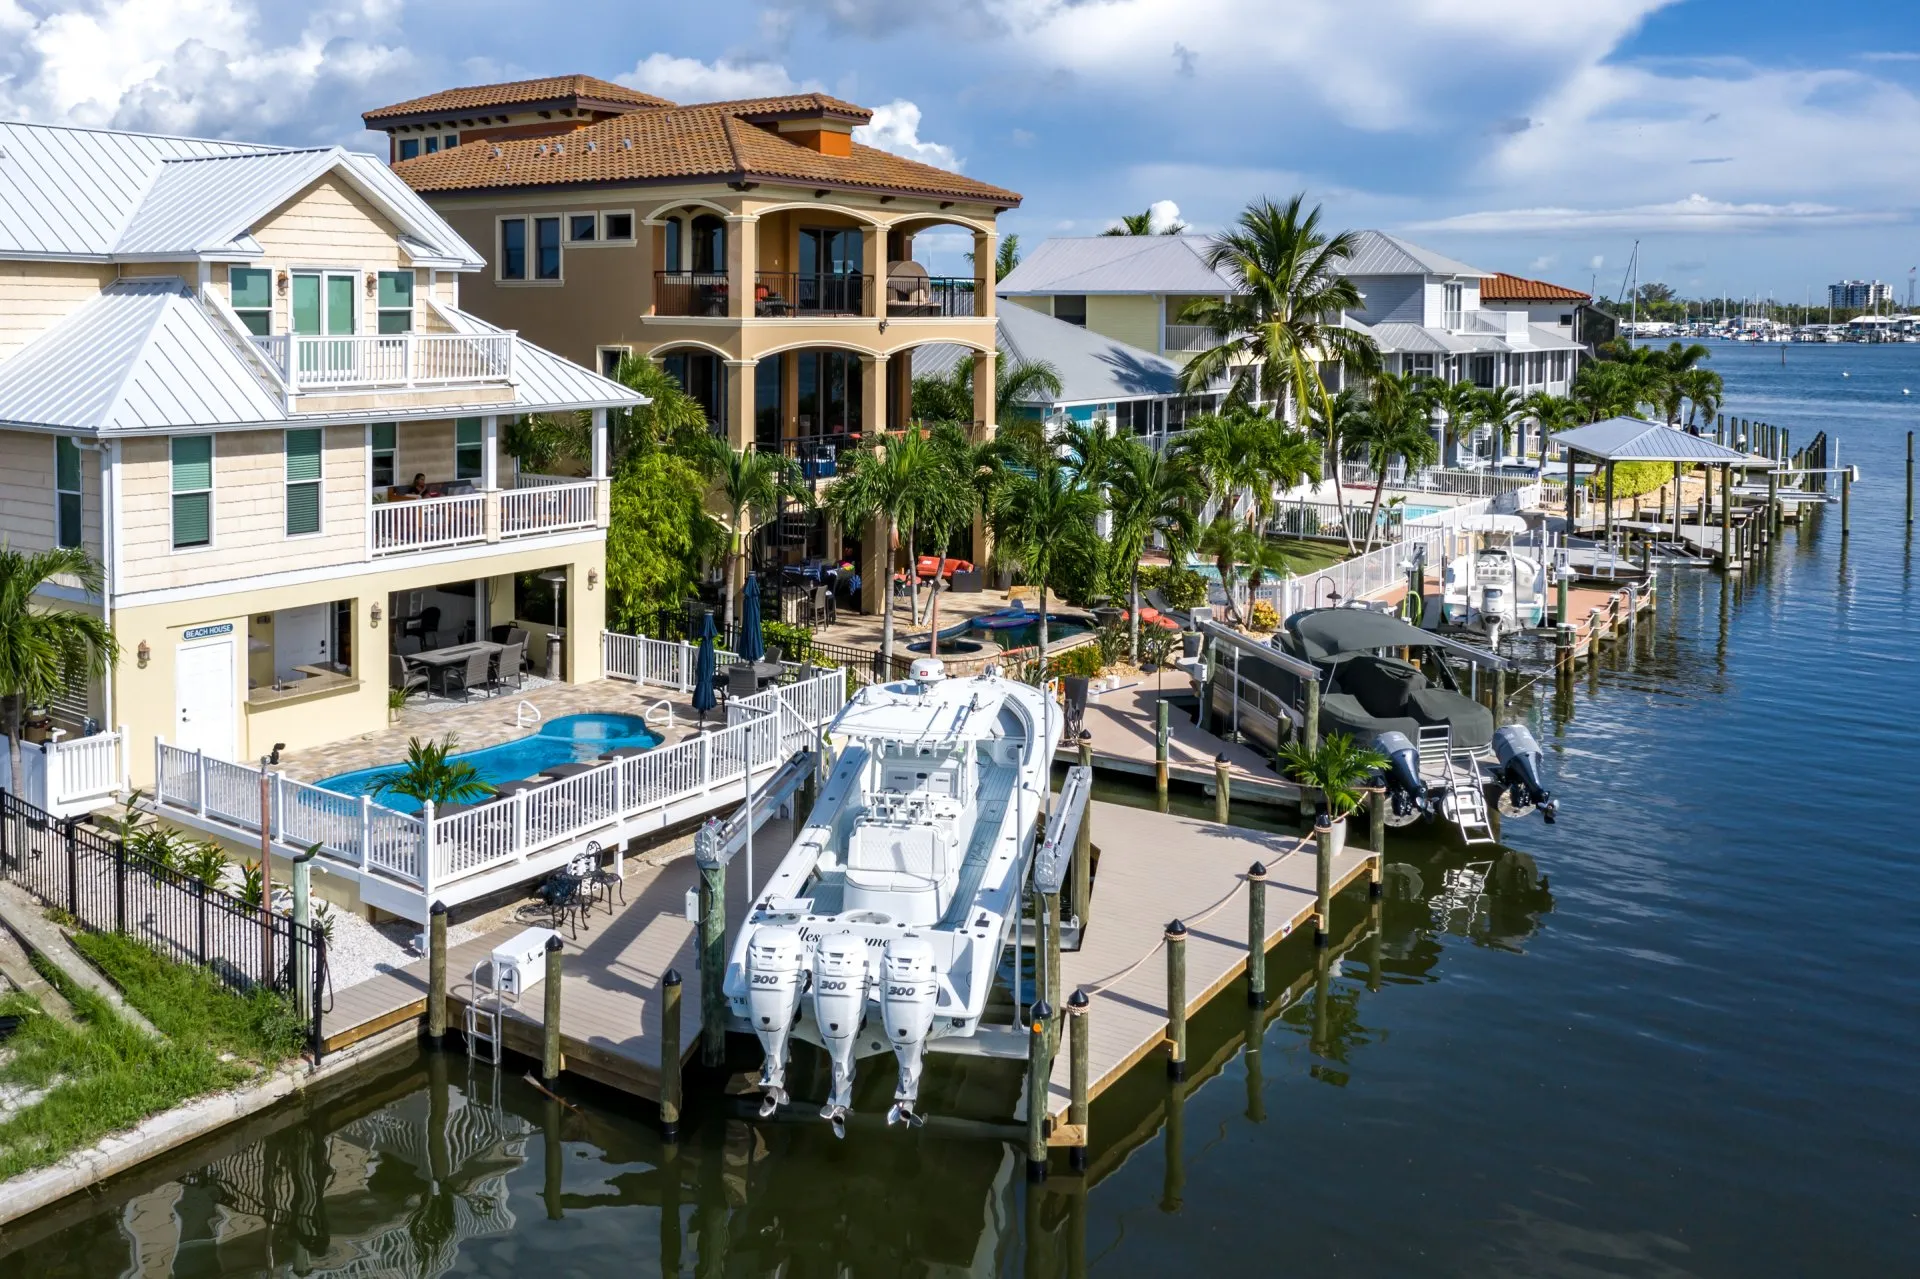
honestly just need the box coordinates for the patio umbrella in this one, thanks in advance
[691,611,718,726]
[738,574,766,664]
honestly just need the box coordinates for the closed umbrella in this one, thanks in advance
[739,573,766,664]
[692,611,718,726]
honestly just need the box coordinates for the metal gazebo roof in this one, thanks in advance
[1550,416,1752,465]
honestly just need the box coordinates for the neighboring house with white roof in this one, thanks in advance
[994,236,1237,364]
[0,119,639,802]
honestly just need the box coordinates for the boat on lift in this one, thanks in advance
[722,658,1061,1136]
[1441,513,1547,643]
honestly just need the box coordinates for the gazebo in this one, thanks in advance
[1550,416,1754,564]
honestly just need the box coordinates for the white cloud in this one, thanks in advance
[0,0,408,141]
[620,53,816,102]
[1410,193,1899,234]
[1147,199,1184,232]
[854,99,961,169]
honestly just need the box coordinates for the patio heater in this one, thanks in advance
[540,568,567,679]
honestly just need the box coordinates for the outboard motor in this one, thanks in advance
[1372,731,1430,825]
[880,933,939,1128]
[811,932,871,1138]
[1491,724,1557,823]
[745,926,808,1118]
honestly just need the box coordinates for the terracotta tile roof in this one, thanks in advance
[1481,271,1590,303]
[392,101,1020,205]
[363,75,671,123]
[696,92,871,122]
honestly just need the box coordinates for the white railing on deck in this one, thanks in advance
[603,632,745,692]
[372,492,486,554]
[251,332,514,392]
[148,643,846,904]
[1340,462,1542,497]
[501,480,596,537]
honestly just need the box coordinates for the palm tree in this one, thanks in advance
[920,426,1001,651]
[987,460,1100,667]
[1429,378,1482,467]
[1104,438,1201,662]
[1194,515,1293,625]
[0,546,117,788]
[373,736,492,808]
[1475,386,1525,465]
[1307,388,1372,550]
[826,429,945,668]
[1102,209,1186,236]
[966,233,1021,281]
[1349,372,1440,551]
[688,437,812,635]
[1679,366,1724,431]
[1520,390,1579,460]
[1173,408,1319,536]
[611,354,710,458]
[1175,195,1378,431]
[1278,732,1390,822]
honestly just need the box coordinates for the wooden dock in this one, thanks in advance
[1057,684,1302,804]
[1045,801,1371,1127]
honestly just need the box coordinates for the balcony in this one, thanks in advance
[756,271,871,318]
[653,271,731,317]
[370,475,599,556]
[251,332,515,392]
[1164,324,1216,353]
[884,273,979,318]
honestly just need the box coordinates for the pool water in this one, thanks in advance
[317,713,660,813]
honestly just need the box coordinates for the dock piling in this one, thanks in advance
[1842,465,1852,537]
[1154,699,1170,812]
[1164,920,1188,1080]
[1906,431,1913,527]
[1302,673,1321,755]
[1213,754,1231,824]
[660,969,683,1141]
[427,899,447,1042]
[1367,791,1385,897]
[1026,999,1052,1183]
[1246,861,1268,1007]
[695,820,727,1067]
[541,934,563,1081]
[1314,820,1334,947]
[1068,989,1090,1172]
[1043,886,1063,1056]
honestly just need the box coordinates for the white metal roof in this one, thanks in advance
[0,119,484,268]
[1338,230,1490,279]
[1550,417,1752,463]
[912,304,1183,406]
[996,236,1235,296]
[0,278,641,433]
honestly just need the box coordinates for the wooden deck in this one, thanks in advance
[1060,685,1302,804]
[1045,801,1372,1125]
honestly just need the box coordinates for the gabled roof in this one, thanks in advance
[1480,271,1589,303]
[1344,317,1473,355]
[363,75,672,123]
[389,96,1017,206]
[995,236,1233,296]
[1551,417,1751,463]
[1338,230,1490,279]
[914,304,1182,405]
[0,120,485,267]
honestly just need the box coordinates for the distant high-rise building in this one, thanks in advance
[1829,279,1894,313]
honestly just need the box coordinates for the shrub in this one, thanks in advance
[1045,643,1104,681]
[762,619,814,662]
[1586,460,1672,501]
[1139,564,1209,611]
[1247,599,1280,632]
[1094,622,1131,667]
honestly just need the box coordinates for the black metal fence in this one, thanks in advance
[0,789,328,1059]
[632,604,913,682]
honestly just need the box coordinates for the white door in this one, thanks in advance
[176,639,236,761]
[274,604,329,681]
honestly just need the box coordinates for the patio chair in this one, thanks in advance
[726,667,759,702]
[444,650,492,700]
[529,870,589,939]
[403,607,440,650]
[489,642,525,695]
[567,846,621,916]
[390,654,428,700]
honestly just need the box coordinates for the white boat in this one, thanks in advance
[1441,513,1547,642]
[722,658,1062,1134]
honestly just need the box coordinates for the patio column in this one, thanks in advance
[862,224,885,317]
[727,215,758,321]
[861,353,888,438]
[725,359,756,451]
[591,408,610,530]
[974,230,997,318]
[972,346,998,569]
[482,414,501,542]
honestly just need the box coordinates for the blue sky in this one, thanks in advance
[4,0,1916,304]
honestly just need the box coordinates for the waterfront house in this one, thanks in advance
[0,119,640,801]
[366,77,1021,607]
[994,235,1238,365]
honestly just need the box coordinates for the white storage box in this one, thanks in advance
[490,927,560,999]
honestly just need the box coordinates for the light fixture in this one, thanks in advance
[137,640,150,667]
[588,568,599,589]
[276,270,289,296]
[370,602,383,627]
[365,274,377,296]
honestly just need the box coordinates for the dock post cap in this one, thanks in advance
[1314,815,1334,832]
[1067,989,1089,1011]
[663,968,682,987]
[1248,861,1267,880]
[545,934,565,953]
[1029,1000,1053,1029]
[430,900,447,916]
[1214,753,1229,764]
[1078,729,1092,741]
[1165,919,1188,939]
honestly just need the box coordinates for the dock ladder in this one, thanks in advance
[465,958,505,1066]
[1417,725,1498,846]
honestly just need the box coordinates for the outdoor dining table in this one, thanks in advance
[729,659,786,690]
[406,641,503,696]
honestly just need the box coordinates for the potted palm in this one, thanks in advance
[1277,732,1388,855]
[373,735,493,808]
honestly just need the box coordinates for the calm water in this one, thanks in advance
[4,343,1917,1275]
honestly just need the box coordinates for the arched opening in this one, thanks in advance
[882,216,993,319]
[656,344,726,430]
[691,214,726,273]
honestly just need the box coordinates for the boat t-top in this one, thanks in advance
[722,658,1062,1135]
[1441,513,1546,642]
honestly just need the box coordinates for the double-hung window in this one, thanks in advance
[55,437,82,548]
[171,436,213,549]
[455,418,483,481]
[603,212,634,242]
[371,423,396,489]
[500,218,527,280]
[534,217,561,280]
[377,271,413,334]
[230,267,272,336]
[285,429,323,536]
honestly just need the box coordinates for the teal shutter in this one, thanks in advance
[455,418,483,479]
[172,493,210,547]
[286,429,323,535]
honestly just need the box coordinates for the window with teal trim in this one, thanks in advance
[285,429,322,536]
[171,436,213,549]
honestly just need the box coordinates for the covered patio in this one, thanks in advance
[1550,416,1758,565]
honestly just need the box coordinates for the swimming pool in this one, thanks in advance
[317,713,661,813]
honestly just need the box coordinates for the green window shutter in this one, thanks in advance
[455,418,481,446]
[171,436,212,491]
[286,482,321,536]
[286,428,323,482]
[372,423,396,451]
[378,271,413,310]
[172,493,210,548]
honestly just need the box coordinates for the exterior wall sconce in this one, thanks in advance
[365,273,377,297]
[370,602,383,627]
[137,640,150,667]
[588,568,599,589]
[276,270,289,296]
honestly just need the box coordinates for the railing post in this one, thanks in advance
[359,795,373,871]
[419,799,437,896]
[114,837,127,934]
[64,816,78,918]
[195,748,207,816]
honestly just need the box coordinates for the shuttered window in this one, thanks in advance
[286,429,323,536]
[377,271,413,334]
[371,422,396,489]
[55,437,83,548]
[455,418,483,480]
[171,436,212,549]
[230,268,272,336]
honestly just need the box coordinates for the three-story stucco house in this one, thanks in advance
[0,119,640,802]
[364,77,1020,604]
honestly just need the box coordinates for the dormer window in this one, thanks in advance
[398,138,420,161]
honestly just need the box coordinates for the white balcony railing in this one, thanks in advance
[372,492,486,555]
[250,332,515,392]
[500,480,597,538]
[371,480,601,556]
[1163,324,1216,353]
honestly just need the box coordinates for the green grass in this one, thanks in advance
[0,932,305,1179]
[1268,536,1356,578]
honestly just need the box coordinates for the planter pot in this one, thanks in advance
[1320,813,1349,858]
